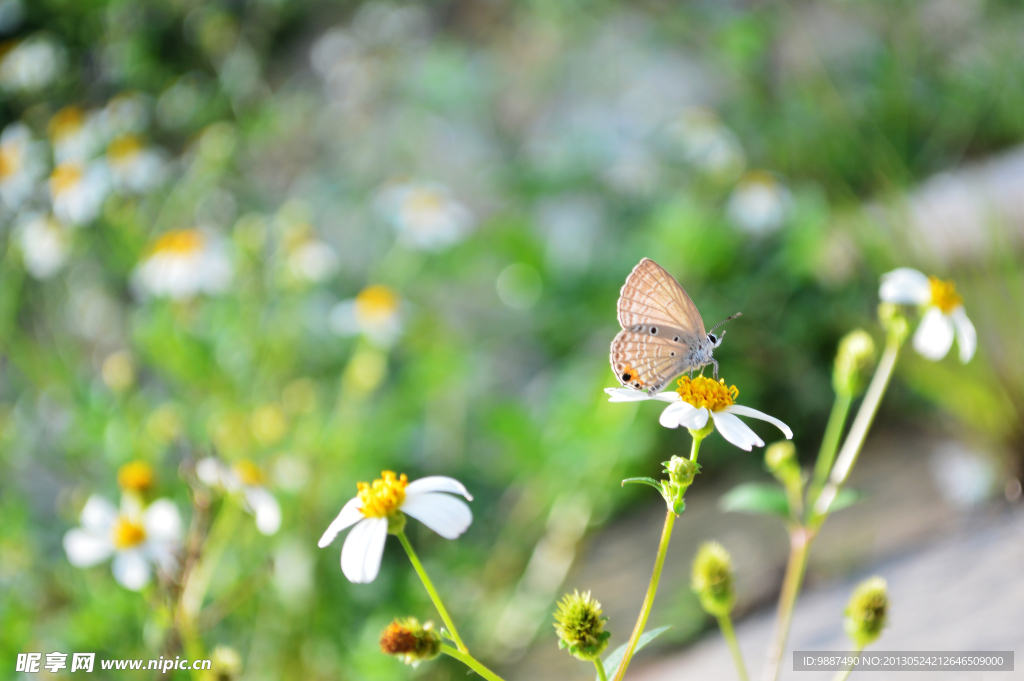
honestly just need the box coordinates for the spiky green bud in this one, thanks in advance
[552,590,611,661]
[833,330,876,397]
[379,618,442,666]
[844,577,888,648]
[661,456,701,513]
[765,441,801,487]
[691,541,736,617]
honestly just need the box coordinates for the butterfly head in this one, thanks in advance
[707,331,723,348]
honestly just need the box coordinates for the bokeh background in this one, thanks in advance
[1,0,1023,679]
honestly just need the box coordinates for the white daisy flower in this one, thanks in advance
[0,121,47,210]
[329,284,403,346]
[16,212,69,279]
[0,34,65,93]
[726,170,791,236]
[49,160,110,226]
[98,92,151,140]
[376,182,474,252]
[662,107,745,181]
[318,471,473,584]
[280,225,338,285]
[48,106,103,163]
[196,457,281,536]
[879,267,976,363]
[132,228,232,300]
[606,375,792,451]
[62,494,182,591]
[106,133,167,193]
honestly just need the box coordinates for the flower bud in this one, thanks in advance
[209,645,242,680]
[765,441,800,488]
[844,577,888,648]
[661,456,701,514]
[877,303,909,343]
[691,541,736,617]
[552,590,611,661]
[833,329,876,397]
[379,618,442,666]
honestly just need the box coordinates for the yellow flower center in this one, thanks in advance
[0,143,20,179]
[928,276,962,314]
[357,471,408,518]
[232,459,265,487]
[676,375,738,412]
[118,461,154,493]
[48,106,84,141]
[111,517,147,549]
[107,133,143,162]
[49,163,82,195]
[150,229,204,256]
[403,189,444,216]
[355,285,400,324]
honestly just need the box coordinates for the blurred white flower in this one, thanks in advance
[132,228,232,300]
[196,457,281,535]
[726,171,791,236]
[376,182,474,251]
[879,268,976,363]
[0,34,64,93]
[318,471,473,584]
[48,106,103,163]
[663,108,745,181]
[106,134,167,193]
[49,160,110,226]
[280,225,338,285]
[0,121,47,210]
[16,213,69,279]
[329,284,403,346]
[63,494,182,590]
[98,92,150,139]
[606,375,792,451]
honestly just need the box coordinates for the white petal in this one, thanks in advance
[710,411,764,451]
[951,306,976,363]
[246,487,282,535]
[340,517,388,583]
[195,458,225,487]
[724,404,794,440]
[401,493,473,540]
[913,307,955,360]
[318,497,363,548]
[63,529,113,567]
[405,476,473,501]
[658,402,709,430]
[112,550,151,590]
[879,268,931,304]
[80,495,118,533]
[143,499,182,542]
[605,387,653,402]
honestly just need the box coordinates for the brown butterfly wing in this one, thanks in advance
[610,258,708,394]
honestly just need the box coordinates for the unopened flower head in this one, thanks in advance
[319,471,472,583]
[196,457,281,536]
[661,455,700,514]
[691,541,735,617]
[833,330,876,397]
[552,590,611,661]
[879,268,975,363]
[118,461,155,494]
[379,617,442,666]
[209,645,242,680]
[606,376,793,451]
[844,577,888,648]
[764,440,800,487]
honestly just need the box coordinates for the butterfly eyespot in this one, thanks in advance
[673,336,679,342]
[633,382,640,388]
[621,372,632,381]
[650,327,658,334]
[670,352,675,357]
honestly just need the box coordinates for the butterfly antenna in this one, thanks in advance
[709,312,742,333]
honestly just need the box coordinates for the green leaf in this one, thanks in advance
[719,483,789,517]
[600,626,672,680]
[621,477,662,491]
[829,488,861,513]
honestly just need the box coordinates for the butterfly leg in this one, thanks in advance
[712,359,719,379]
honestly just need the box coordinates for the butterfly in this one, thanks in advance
[610,258,740,395]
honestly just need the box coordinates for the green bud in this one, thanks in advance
[552,590,611,661]
[844,577,888,648]
[833,329,876,397]
[209,645,242,680]
[379,617,442,666]
[661,456,701,514]
[877,303,909,344]
[765,441,801,487]
[691,542,736,617]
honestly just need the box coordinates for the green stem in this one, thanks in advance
[812,335,902,522]
[808,392,853,507]
[831,644,865,681]
[595,657,609,681]
[760,527,812,681]
[717,613,749,681]
[440,645,507,681]
[397,531,468,653]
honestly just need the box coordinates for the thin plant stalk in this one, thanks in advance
[396,530,468,654]
[440,645,507,681]
[808,392,853,506]
[760,528,812,681]
[595,658,609,681]
[831,644,865,681]
[611,434,702,681]
[717,612,750,681]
